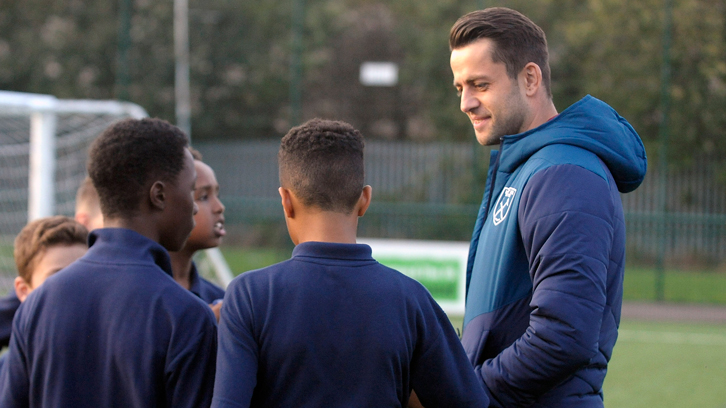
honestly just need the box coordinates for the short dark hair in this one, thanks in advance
[449,7,552,98]
[278,118,365,213]
[87,118,189,218]
[14,216,88,283]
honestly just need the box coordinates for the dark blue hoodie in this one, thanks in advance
[462,96,647,407]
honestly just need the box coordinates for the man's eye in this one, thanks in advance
[455,89,462,97]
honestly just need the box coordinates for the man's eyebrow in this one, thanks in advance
[462,75,492,85]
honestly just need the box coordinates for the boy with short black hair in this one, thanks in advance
[0,118,218,408]
[212,118,488,407]
[170,148,226,320]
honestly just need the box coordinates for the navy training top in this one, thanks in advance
[0,228,218,408]
[212,241,488,408]
[189,262,225,304]
[0,292,20,349]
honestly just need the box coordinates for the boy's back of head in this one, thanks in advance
[87,118,190,221]
[278,118,365,214]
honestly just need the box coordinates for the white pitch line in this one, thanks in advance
[618,330,726,346]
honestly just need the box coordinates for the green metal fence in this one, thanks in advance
[199,141,726,266]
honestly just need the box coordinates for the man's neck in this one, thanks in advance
[524,98,558,132]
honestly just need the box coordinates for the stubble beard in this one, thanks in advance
[476,84,527,146]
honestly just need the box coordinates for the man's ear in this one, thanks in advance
[14,276,32,303]
[278,187,295,219]
[356,185,372,217]
[149,181,166,211]
[520,62,542,97]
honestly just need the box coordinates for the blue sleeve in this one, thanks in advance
[411,295,489,407]
[211,280,258,408]
[166,308,218,408]
[0,305,30,407]
[480,164,614,407]
[0,293,21,348]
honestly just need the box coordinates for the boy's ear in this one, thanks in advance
[278,187,295,219]
[356,185,372,217]
[74,212,89,229]
[14,276,32,303]
[149,181,166,210]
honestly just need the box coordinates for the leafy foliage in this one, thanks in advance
[2,0,725,167]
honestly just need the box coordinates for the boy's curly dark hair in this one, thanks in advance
[278,118,365,213]
[87,118,189,219]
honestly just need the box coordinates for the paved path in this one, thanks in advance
[622,301,726,324]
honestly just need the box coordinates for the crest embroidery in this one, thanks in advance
[492,187,517,226]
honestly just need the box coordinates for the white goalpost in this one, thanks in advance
[0,90,232,295]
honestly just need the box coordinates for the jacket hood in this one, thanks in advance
[499,95,647,193]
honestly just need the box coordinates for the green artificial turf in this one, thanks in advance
[604,320,726,408]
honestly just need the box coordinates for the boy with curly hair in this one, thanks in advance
[0,118,217,408]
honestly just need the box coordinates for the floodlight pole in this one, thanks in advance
[116,0,131,101]
[655,0,673,301]
[289,0,304,127]
[174,0,192,139]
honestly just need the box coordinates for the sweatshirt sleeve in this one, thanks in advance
[166,306,218,408]
[411,293,489,408]
[480,164,615,407]
[211,280,259,408]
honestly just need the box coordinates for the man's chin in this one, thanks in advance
[475,132,497,146]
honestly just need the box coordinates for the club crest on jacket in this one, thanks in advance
[493,187,517,226]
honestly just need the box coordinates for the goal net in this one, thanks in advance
[0,91,233,297]
[0,91,148,295]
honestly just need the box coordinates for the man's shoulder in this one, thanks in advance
[526,144,605,176]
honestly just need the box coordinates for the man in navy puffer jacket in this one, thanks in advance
[449,8,647,407]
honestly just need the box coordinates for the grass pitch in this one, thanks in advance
[604,320,726,408]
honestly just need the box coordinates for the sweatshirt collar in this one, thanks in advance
[87,228,173,277]
[292,241,374,262]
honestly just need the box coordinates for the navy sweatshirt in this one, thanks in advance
[0,228,218,408]
[189,262,225,304]
[212,241,488,408]
[0,292,20,348]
